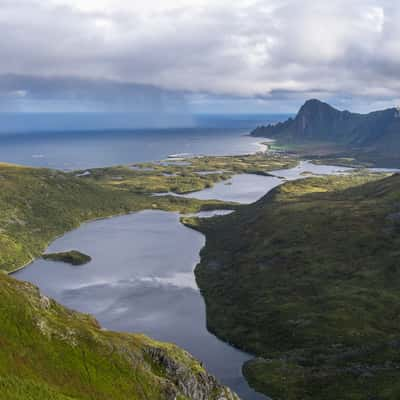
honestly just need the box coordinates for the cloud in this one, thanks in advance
[1,0,400,111]
[0,74,189,113]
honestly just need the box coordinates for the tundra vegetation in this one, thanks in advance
[185,171,400,400]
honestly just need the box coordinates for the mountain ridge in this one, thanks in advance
[251,99,400,154]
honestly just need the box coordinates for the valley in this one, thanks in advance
[2,136,400,400]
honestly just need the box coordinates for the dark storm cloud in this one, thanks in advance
[0,74,189,112]
[0,0,399,112]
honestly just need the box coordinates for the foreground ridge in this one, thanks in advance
[0,272,240,400]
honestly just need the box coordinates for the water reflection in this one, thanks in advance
[14,210,266,400]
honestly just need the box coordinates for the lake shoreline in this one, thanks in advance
[6,142,295,275]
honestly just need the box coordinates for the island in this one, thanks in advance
[42,250,92,265]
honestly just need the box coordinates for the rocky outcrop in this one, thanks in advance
[145,346,240,400]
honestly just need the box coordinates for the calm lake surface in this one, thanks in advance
[15,211,266,400]
[156,161,352,204]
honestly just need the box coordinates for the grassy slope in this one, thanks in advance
[0,272,238,400]
[186,172,400,399]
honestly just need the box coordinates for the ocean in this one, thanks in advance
[0,113,289,169]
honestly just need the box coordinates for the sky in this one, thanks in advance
[1,0,400,113]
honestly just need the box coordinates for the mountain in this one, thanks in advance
[0,272,239,400]
[251,99,400,155]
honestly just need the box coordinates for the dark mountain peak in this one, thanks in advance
[251,99,349,139]
[294,99,347,137]
[251,99,400,150]
[299,98,339,113]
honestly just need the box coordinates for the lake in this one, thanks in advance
[155,161,353,204]
[14,210,267,400]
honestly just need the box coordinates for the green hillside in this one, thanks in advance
[186,172,400,399]
[0,272,238,400]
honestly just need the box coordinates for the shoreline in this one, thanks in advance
[7,210,151,275]
[1,132,272,172]
[4,136,283,276]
